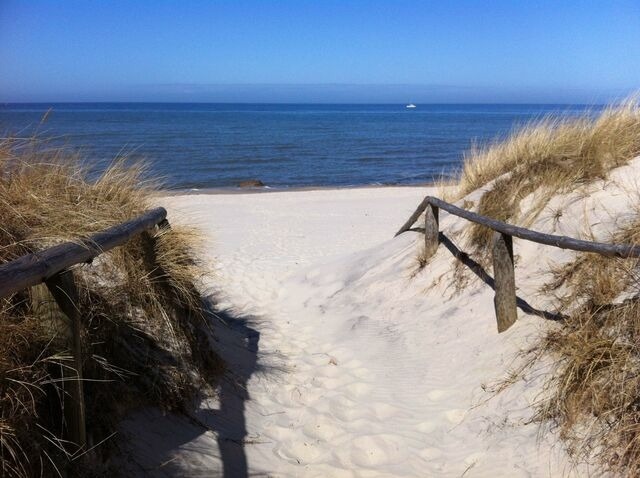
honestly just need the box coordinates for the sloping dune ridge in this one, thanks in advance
[122,158,640,475]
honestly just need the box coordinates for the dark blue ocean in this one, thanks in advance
[0,103,596,189]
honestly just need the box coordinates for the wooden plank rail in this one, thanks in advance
[0,207,167,298]
[396,195,640,332]
[0,207,168,455]
[397,196,640,258]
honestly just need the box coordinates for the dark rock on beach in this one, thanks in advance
[238,179,265,188]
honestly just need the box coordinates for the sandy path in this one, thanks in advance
[123,186,579,477]
[166,187,449,476]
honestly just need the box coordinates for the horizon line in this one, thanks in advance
[0,101,610,106]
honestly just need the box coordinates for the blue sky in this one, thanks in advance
[1,0,639,103]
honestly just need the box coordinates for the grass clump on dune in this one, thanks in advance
[453,98,640,250]
[530,221,640,475]
[445,97,640,474]
[0,138,222,477]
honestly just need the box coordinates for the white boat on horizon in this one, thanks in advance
[406,103,416,109]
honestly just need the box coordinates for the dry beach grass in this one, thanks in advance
[0,138,222,477]
[444,98,640,254]
[445,97,640,475]
[532,220,640,475]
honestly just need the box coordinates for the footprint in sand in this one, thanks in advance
[311,376,349,391]
[273,440,329,465]
[273,385,307,408]
[340,358,365,369]
[464,451,485,465]
[426,389,450,401]
[419,447,444,460]
[302,417,344,441]
[350,367,374,381]
[329,401,367,422]
[261,424,294,442]
[348,434,410,468]
[368,402,404,421]
[308,354,337,367]
[444,409,467,425]
[416,421,437,433]
[315,363,342,378]
[344,382,372,399]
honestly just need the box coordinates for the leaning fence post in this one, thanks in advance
[395,196,429,236]
[492,231,517,333]
[45,269,87,450]
[424,204,440,259]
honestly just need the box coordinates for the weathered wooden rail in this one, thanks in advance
[396,196,640,333]
[0,207,169,453]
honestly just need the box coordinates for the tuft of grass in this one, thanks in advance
[531,299,640,475]
[415,245,432,271]
[454,99,640,252]
[522,219,640,475]
[0,137,222,477]
[435,96,640,474]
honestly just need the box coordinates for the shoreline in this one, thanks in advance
[159,181,438,196]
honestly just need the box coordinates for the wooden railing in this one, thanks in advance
[396,196,640,333]
[0,207,169,452]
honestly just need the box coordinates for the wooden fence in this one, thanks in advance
[2,197,637,451]
[0,207,169,452]
[396,196,640,333]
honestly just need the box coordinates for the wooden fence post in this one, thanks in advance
[424,204,440,259]
[45,270,87,450]
[492,231,517,333]
[395,197,429,236]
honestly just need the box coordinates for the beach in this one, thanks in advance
[121,185,586,476]
[3,2,638,476]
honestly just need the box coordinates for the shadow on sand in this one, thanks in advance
[198,298,262,477]
[439,232,566,321]
[408,227,566,322]
[119,295,267,477]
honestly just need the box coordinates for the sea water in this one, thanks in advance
[0,103,596,189]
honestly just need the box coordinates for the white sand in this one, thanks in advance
[117,171,640,476]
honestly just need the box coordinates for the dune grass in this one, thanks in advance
[442,97,640,474]
[452,98,640,252]
[527,219,640,475]
[0,138,222,477]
